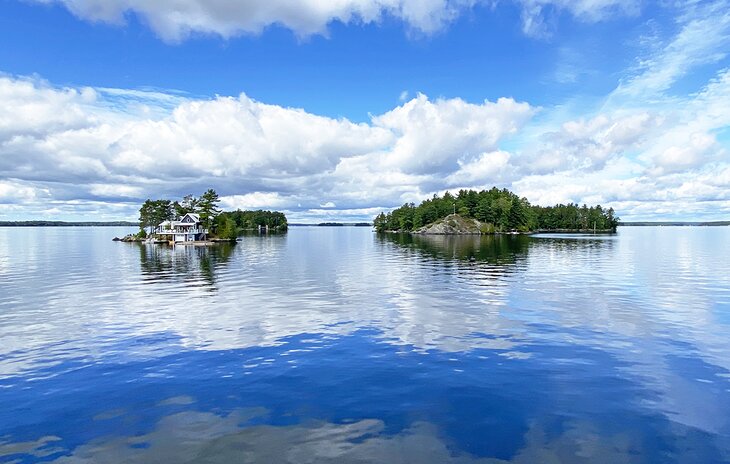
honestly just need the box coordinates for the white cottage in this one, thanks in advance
[155,213,208,242]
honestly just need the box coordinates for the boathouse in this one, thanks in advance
[155,213,207,242]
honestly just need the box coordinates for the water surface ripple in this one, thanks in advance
[1,226,729,463]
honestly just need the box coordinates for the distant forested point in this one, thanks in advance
[373,187,619,234]
[218,209,288,232]
[0,221,138,227]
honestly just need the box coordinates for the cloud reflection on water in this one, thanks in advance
[1,227,730,463]
[6,407,726,464]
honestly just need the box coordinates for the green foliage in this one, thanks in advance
[197,189,221,231]
[139,189,288,239]
[215,216,238,240]
[138,199,174,234]
[479,223,495,234]
[373,187,619,233]
[373,212,388,232]
[216,209,288,232]
[532,203,619,232]
[173,194,199,218]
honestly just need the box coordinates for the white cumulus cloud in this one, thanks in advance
[2,1,730,223]
[28,0,645,41]
[0,75,534,222]
[32,0,478,41]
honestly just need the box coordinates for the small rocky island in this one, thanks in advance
[115,189,288,245]
[374,187,619,235]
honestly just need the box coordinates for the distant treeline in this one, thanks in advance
[289,223,372,227]
[0,221,138,227]
[621,221,730,226]
[374,187,619,233]
[218,209,288,231]
[318,222,371,227]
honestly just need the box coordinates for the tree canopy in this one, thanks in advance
[217,209,288,233]
[197,189,222,231]
[373,187,619,233]
[138,189,288,239]
[139,199,174,233]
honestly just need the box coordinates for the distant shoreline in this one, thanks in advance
[289,223,372,227]
[0,221,138,227]
[2,221,727,228]
[620,221,730,226]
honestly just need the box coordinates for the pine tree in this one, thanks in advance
[197,189,221,232]
[176,194,198,217]
[139,200,155,235]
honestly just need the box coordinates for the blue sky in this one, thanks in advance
[0,0,729,222]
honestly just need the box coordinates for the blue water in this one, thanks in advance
[1,226,729,463]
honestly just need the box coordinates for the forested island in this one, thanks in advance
[373,187,619,234]
[133,189,287,242]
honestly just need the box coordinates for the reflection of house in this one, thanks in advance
[155,213,208,242]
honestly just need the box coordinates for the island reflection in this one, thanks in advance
[379,232,531,264]
[1,227,729,464]
[139,242,235,289]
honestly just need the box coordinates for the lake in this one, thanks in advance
[1,226,729,463]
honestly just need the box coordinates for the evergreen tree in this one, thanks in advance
[139,199,155,235]
[372,187,619,233]
[175,194,198,217]
[196,189,221,232]
[137,191,289,239]
[216,209,288,232]
[154,200,174,225]
[374,213,388,232]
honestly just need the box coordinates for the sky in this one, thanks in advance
[0,0,729,223]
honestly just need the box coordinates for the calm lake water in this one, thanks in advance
[1,226,729,463]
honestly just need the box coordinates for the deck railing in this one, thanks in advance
[155,228,208,235]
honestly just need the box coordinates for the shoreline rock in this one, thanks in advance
[113,234,144,242]
[394,214,616,235]
[413,214,484,235]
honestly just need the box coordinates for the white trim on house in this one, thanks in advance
[155,214,207,242]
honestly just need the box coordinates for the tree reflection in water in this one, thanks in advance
[138,243,235,289]
[380,233,615,266]
[379,233,531,266]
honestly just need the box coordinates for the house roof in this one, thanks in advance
[157,213,201,227]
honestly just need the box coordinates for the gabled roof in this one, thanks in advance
[157,213,202,227]
[181,213,200,223]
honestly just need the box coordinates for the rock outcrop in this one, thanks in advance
[413,214,484,235]
[113,234,144,242]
